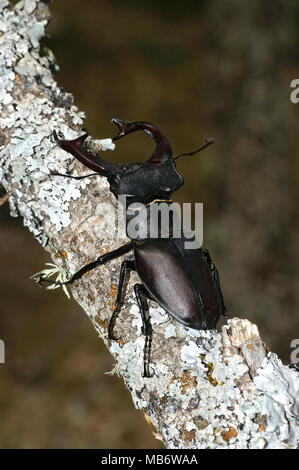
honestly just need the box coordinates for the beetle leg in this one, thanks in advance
[38,241,136,287]
[50,171,100,180]
[202,248,228,318]
[134,283,153,378]
[108,256,136,341]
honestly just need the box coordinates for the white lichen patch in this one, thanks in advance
[0,67,15,110]
[164,323,176,338]
[253,353,299,448]
[94,138,115,152]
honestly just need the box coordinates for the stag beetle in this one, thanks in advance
[39,119,227,377]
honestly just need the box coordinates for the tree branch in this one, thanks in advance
[0,0,298,449]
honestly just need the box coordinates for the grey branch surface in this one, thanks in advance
[0,0,298,449]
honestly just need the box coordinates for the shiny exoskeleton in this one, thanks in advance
[40,118,227,377]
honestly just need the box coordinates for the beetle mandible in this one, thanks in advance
[39,119,227,377]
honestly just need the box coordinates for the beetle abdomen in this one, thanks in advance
[134,238,222,330]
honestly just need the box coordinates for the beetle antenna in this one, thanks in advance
[174,138,214,160]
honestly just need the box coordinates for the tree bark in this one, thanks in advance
[0,0,298,449]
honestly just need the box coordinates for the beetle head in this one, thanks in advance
[109,118,184,204]
[107,118,214,205]
[55,119,213,206]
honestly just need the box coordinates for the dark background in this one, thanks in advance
[0,0,298,448]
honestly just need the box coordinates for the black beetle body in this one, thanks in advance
[42,119,227,376]
[134,236,222,330]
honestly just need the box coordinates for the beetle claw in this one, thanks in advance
[38,276,68,287]
[37,275,53,287]
[108,325,121,341]
[38,276,50,286]
[108,333,120,341]
[143,367,154,378]
[108,322,120,341]
[53,130,60,143]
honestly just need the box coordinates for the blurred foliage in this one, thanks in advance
[113,0,209,18]
[1,0,299,449]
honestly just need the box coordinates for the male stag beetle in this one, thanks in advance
[38,119,227,377]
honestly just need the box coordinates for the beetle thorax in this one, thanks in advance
[108,159,184,205]
[124,202,181,241]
